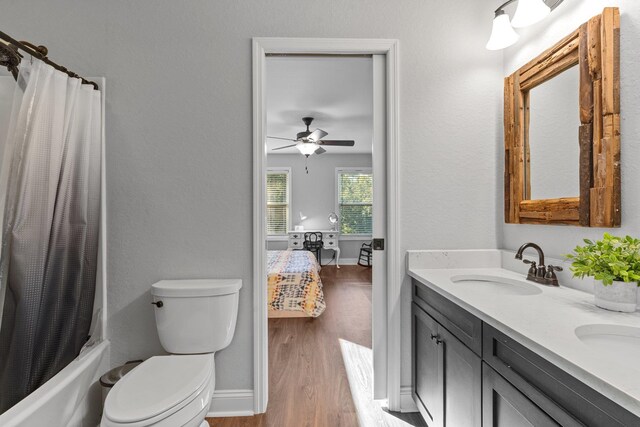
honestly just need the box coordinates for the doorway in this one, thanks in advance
[252,38,401,416]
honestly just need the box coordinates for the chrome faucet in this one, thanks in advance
[515,242,562,286]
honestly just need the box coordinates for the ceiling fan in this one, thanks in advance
[268,117,355,157]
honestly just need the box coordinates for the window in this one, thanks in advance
[266,168,290,236]
[336,168,373,236]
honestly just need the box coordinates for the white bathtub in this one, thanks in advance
[0,339,110,427]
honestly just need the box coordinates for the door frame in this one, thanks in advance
[252,37,401,413]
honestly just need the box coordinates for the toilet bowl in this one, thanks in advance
[101,279,242,427]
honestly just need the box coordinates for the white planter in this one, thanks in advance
[594,280,638,312]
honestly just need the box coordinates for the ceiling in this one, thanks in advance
[266,55,373,154]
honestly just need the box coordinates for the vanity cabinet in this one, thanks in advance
[413,304,441,426]
[483,325,638,427]
[412,302,482,427]
[411,278,640,427]
[482,363,559,427]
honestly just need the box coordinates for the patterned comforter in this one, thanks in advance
[267,250,326,317]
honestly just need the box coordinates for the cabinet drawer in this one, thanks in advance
[324,232,338,239]
[324,240,338,248]
[289,233,302,240]
[412,279,482,356]
[484,324,640,427]
[288,239,303,249]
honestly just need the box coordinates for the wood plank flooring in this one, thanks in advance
[208,265,423,427]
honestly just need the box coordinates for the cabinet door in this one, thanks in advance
[483,363,559,427]
[440,327,481,427]
[412,303,443,427]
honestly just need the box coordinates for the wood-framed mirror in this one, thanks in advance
[504,7,620,227]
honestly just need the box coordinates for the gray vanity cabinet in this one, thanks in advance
[440,326,482,427]
[412,302,482,427]
[412,278,640,427]
[413,303,442,426]
[482,363,559,427]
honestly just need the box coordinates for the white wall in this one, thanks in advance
[0,0,502,395]
[501,0,640,259]
[266,153,372,261]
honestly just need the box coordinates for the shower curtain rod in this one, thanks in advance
[0,30,98,90]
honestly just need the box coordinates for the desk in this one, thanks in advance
[287,230,341,268]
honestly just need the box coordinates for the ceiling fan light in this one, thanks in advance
[486,11,520,51]
[511,0,551,28]
[296,141,319,156]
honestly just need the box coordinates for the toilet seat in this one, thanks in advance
[102,354,215,426]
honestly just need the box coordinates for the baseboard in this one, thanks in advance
[207,389,254,418]
[399,386,418,413]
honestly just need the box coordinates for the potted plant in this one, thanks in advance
[566,233,640,312]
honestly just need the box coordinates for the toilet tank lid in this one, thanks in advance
[151,279,242,297]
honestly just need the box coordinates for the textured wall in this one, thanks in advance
[501,0,640,259]
[0,0,502,393]
[266,153,372,261]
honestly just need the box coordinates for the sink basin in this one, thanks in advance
[449,275,542,296]
[575,324,640,366]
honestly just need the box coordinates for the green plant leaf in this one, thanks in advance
[566,233,640,286]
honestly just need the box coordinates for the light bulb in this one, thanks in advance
[486,11,520,51]
[296,141,319,156]
[511,0,551,28]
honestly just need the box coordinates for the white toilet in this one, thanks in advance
[101,279,242,427]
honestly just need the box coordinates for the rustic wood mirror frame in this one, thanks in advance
[504,7,620,227]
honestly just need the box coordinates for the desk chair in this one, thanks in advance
[303,232,323,265]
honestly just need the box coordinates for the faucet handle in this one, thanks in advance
[545,265,563,278]
[545,265,562,286]
[523,259,537,275]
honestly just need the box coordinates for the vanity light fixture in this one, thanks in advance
[486,0,564,50]
[486,10,520,50]
[511,0,551,28]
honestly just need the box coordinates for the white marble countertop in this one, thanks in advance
[407,250,640,417]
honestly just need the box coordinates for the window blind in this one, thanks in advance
[266,171,289,235]
[338,171,373,235]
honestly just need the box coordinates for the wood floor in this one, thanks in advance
[208,265,373,427]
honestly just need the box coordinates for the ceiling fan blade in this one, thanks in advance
[314,147,327,155]
[307,129,328,142]
[272,144,298,151]
[317,140,355,147]
[267,136,297,142]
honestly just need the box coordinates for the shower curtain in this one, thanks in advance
[0,58,102,412]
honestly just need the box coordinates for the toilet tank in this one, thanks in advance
[150,279,242,354]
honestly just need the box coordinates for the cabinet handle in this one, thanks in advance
[430,334,438,340]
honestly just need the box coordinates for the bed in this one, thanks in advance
[267,250,326,318]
